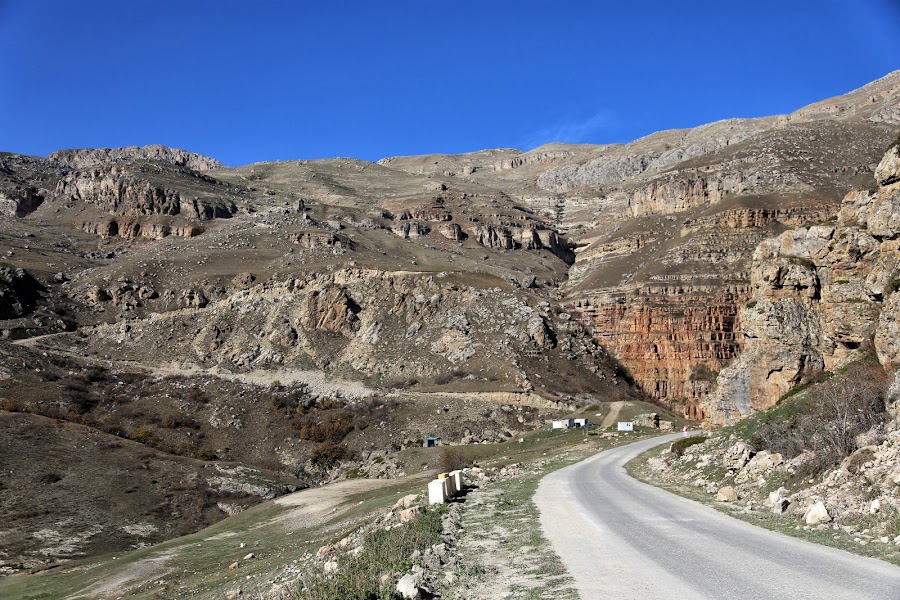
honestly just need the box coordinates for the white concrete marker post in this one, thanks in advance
[450,470,463,493]
[428,478,447,505]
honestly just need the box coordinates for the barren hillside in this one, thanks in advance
[1,70,898,574]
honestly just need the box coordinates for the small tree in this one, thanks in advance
[439,447,471,473]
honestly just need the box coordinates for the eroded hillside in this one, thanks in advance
[1,71,899,574]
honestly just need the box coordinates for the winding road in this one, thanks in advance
[535,432,900,600]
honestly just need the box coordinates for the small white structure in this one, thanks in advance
[617,421,634,432]
[428,478,447,504]
[429,470,465,505]
[449,469,463,492]
[552,420,565,429]
[574,418,589,427]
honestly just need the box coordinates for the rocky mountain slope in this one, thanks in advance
[381,71,900,417]
[705,137,900,424]
[1,71,899,573]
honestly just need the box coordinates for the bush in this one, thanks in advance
[688,364,717,383]
[792,257,816,271]
[0,399,24,412]
[433,369,467,385]
[161,412,199,429]
[439,447,472,473]
[83,367,111,384]
[309,442,353,468]
[69,392,97,415]
[294,409,354,443]
[185,387,209,404]
[129,426,154,445]
[749,361,888,477]
[670,435,707,457]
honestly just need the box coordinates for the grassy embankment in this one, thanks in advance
[1,399,679,600]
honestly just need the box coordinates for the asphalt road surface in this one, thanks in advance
[534,432,900,599]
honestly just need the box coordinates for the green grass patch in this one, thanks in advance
[669,435,707,457]
[297,505,449,600]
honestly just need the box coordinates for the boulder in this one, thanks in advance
[399,507,421,523]
[804,501,832,525]
[396,573,423,599]
[723,442,755,470]
[874,144,900,187]
[870,498,881,514]
[716,486,738,502]
[393,494,420,510]
[767,487,790,513]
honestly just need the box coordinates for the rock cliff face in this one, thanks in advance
[704,141,900,424]
[0,153,62,217]
[56,163,237,218]
[53,162,239,239]
[55,266,612,396]
[0,71,898,423]
[371,73,899,413]
[540,78,899,411]
[49,144,223,171]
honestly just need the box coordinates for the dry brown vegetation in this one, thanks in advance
[750,361,890,477]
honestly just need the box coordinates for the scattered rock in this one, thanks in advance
[396,573,423,599]
[804,501,832,525]
[716,486,738,502]
[399,507,421,523]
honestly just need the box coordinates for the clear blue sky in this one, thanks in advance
[1,1,898,166]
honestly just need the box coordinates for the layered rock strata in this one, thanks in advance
[49,144,223,171]
[704,142,900,424]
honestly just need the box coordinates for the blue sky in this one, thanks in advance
[1,1,898,166]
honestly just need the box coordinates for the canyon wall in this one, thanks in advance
[704,142,900,424]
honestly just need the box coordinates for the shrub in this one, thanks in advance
[387,377,419,390]
[129,426,154,445]
[688,364,717,383]
[195,447,218,461]
[0,399,24,412]
[161,412,199,429]
[749,361,888,477]
[792,257,816,271]
[185,387,209,404]
[294,409,354,443]
[433,369,467,385]
[438,447,471,472]
[309,442,353,468]
[670,435,707,457]
[83,367,110,384]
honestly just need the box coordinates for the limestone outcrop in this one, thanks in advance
[0,153,62,217]
[56,164,236,220]
[49,144,223,171]
[704,142,900,424]
[0,267,41,319]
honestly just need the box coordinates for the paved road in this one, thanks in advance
[535,433,900,600]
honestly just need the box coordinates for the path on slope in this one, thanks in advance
[599,401,625,428]
[534,433,900,600]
